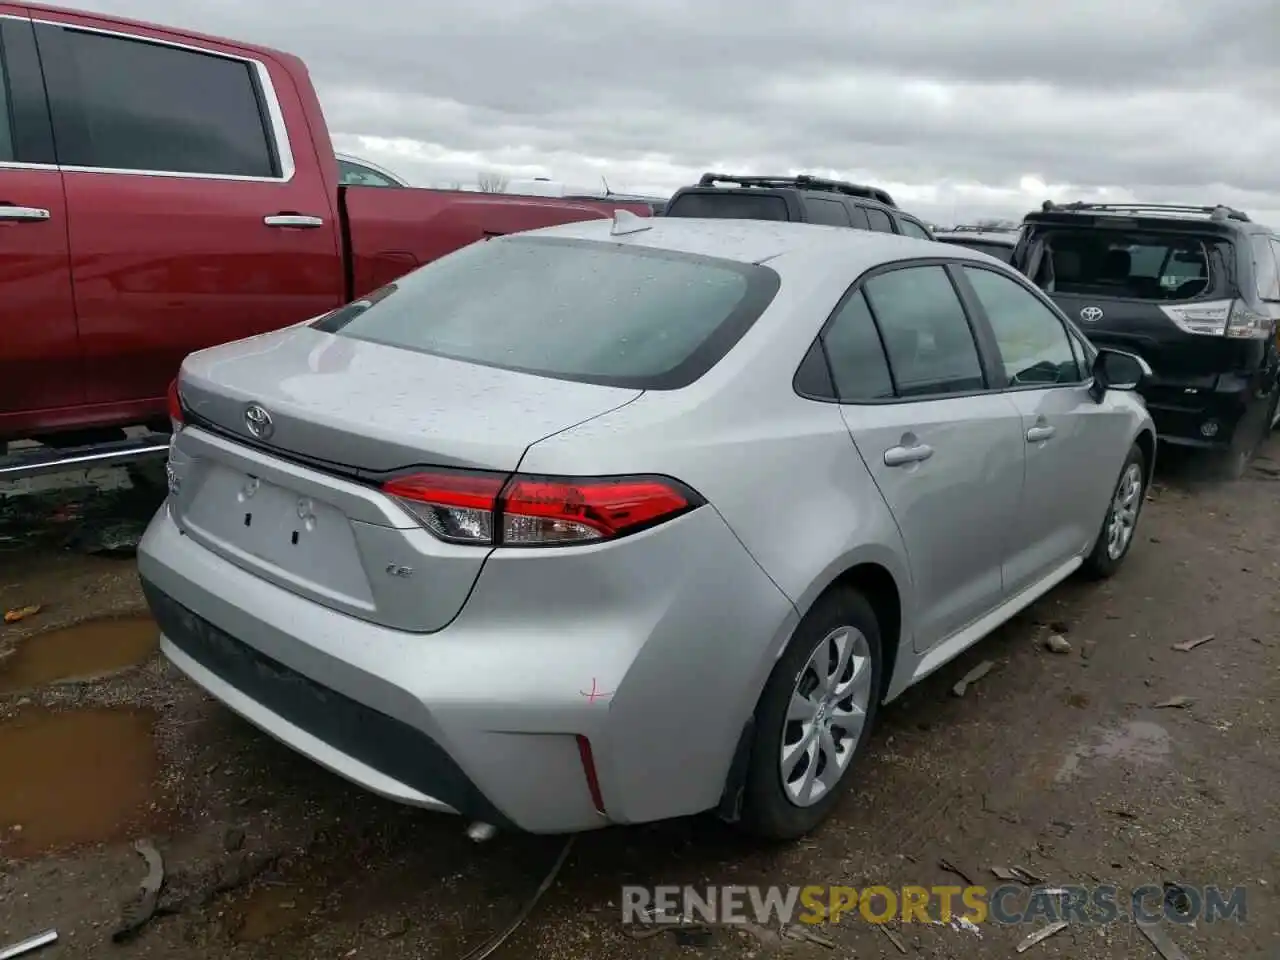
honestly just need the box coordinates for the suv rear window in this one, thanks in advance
[313,236,781,390]
[665,192,789,221]
[1026,227,1232,301]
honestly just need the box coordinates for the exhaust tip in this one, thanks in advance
[466,821,497,843]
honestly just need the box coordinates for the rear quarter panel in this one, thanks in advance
[342,189,653,297]
[516,258,916,729]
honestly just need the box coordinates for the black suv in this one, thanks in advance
[663,173,935,240]
[1010,202,1280,474]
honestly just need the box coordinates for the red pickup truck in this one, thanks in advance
[0,3,653,480]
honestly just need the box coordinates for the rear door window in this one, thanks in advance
[315,236,781,390]
[38,25,278,178]
[1029,228,1230,302]
[862,265,986,397]
[865,208,894,233]
[665,192,789,221]
[802,197,851,226]
[821,290,894,400]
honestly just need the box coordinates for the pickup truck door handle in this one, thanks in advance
[1026,424,1056,443]
[883,443,934,467]
[263,214,324,229]
[0,205,51,222]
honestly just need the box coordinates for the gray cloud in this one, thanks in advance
[58,0,1280,222]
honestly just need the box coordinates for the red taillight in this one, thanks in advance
[576,734,606,814]
[167,379,184,430]
[382,470,505,544]
[381,470,700,547]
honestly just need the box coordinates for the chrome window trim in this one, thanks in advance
[0,13,296,182]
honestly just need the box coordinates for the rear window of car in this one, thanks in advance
[312,236,781,390]
[1025,227,1233,301]
[665,191,790,221]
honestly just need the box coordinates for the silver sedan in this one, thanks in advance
[140,214,1155,839]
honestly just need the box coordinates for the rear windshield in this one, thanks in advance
[939,239,1015,263]
[313,236,781,389]
[665,191,790,221]
[1024,227,1232,301]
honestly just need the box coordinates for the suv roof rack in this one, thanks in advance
[1039,200,1251,223]
[697,172,896,208]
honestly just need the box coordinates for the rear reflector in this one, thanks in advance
[576,734,607,814]
[167,379,184,431]
[382,469,702,547]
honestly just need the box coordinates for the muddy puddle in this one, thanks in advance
[0,614,158,693]
[0,707,159,856]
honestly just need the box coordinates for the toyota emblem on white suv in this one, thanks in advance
[244,403,274,439]
[1080,306,1104,323]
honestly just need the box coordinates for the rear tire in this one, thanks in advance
[737,587,882,841]
[1082,443,1146,579]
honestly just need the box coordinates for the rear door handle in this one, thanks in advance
[0,205,51,222]
[264,214,324,228]
[1026,425,1056,442]
[883,444,934,467]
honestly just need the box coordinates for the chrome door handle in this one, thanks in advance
[0,206,51,222]
[263,214,324,228]
[883,444,934,467]
[1026,425,1056,442]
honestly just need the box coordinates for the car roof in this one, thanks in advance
[517,215,980,271]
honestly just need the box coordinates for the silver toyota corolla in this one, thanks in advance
[140,214,1155,840]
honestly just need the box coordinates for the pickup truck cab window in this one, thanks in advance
[35,22,288,180]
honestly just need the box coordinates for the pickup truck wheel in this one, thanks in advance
[1082,443,1146,579]
[737,587,882,841]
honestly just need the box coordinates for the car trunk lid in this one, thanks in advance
[168,325,641,631]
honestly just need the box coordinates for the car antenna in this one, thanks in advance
[610,208,652,236]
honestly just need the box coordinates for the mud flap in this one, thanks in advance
[715,716,755,823]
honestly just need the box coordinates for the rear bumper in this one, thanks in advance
[137,501,797,833]
[1141,371,1274,447]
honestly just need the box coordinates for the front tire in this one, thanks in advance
[1082,443,1146,579]
[737,587,882,841]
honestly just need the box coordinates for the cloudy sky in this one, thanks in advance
[67,0,1280,224]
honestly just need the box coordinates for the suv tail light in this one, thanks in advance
[382,469,703,547]
[1160,299,1275,339]
[167,379,184,432]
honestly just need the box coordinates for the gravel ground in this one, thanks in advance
[0,441,1277,960]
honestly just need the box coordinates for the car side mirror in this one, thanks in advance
[1089,348,1151,402]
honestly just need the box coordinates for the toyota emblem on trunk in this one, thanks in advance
[244,403,274,439]
[1080,306,1104,323]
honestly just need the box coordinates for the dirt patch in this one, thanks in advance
[0,615,158,693]
[230,885,321,943]
[0,707,160,857]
